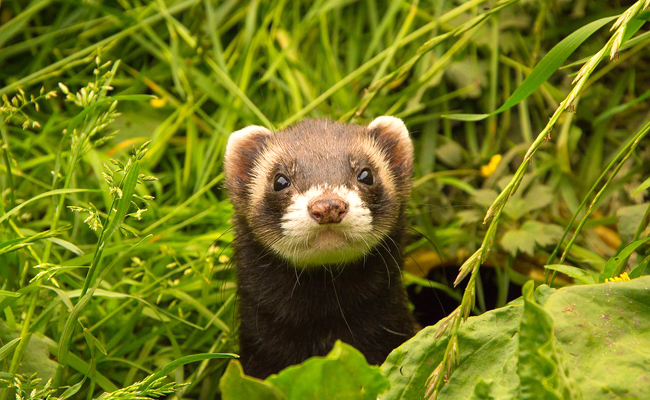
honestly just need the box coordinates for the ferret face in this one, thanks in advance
[224,117,413,267]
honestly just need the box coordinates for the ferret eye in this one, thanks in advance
[273,174,291,191]
[357,168,373,185]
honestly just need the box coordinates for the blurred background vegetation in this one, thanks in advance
[1,0,649,398]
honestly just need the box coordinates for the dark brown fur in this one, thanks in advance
[224,118,416,378]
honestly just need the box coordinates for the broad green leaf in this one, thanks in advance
[503,186,554,220]
[543,264,596,285]
[220,361,287,400]
[381,302,523,400]
[600,237,650,282]
[382,278,650,400]
[520,221,563,247]
[268,341,389,400]
[518,281,576,400]
[546,277,650,399]
[500,229,536,256]
[521,186,554,213]
[444,16,617,121]
[469,378,516,400]
[19,334,57,380]
[0,322,57,380]
[502,198,528,220]
[220,342,388,400]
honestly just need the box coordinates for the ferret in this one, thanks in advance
[224,116,416,379]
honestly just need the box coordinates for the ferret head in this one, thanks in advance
[224,117,413,267]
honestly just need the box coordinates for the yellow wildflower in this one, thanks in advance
[480,154,502,177]
[150,96,167,108]
[605,272,630,283]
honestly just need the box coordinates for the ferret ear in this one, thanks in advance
[367,116,414,178]
[224,125,273,186]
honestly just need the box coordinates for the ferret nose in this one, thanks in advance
[308,197,348,224]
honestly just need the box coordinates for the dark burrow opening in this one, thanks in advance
[407,265,522,328]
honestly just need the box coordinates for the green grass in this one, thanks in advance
[1,0,650,399]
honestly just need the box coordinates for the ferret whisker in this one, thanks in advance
[290,267,304,299]
[327,267,355,342]
[331,261,346,281]
[406,226,441,257]
[376,232,400,266]
[358,235,374,268]
[368,232,392,289]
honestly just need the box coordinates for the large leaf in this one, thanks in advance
[381,302,523,400]
[521,221,563,247]
[0,322,57,380]
[503,186,554,220]
[381,277,650,400]
[546,277,650,399]
[500,229,536,256]
[500,221,563,256]
[468,378,516,400]
[220,341,389,400]
[220,361,286,400]
[517,281,576,400]
[268,341,389,400]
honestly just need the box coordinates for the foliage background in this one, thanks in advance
[1,0,649,399]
